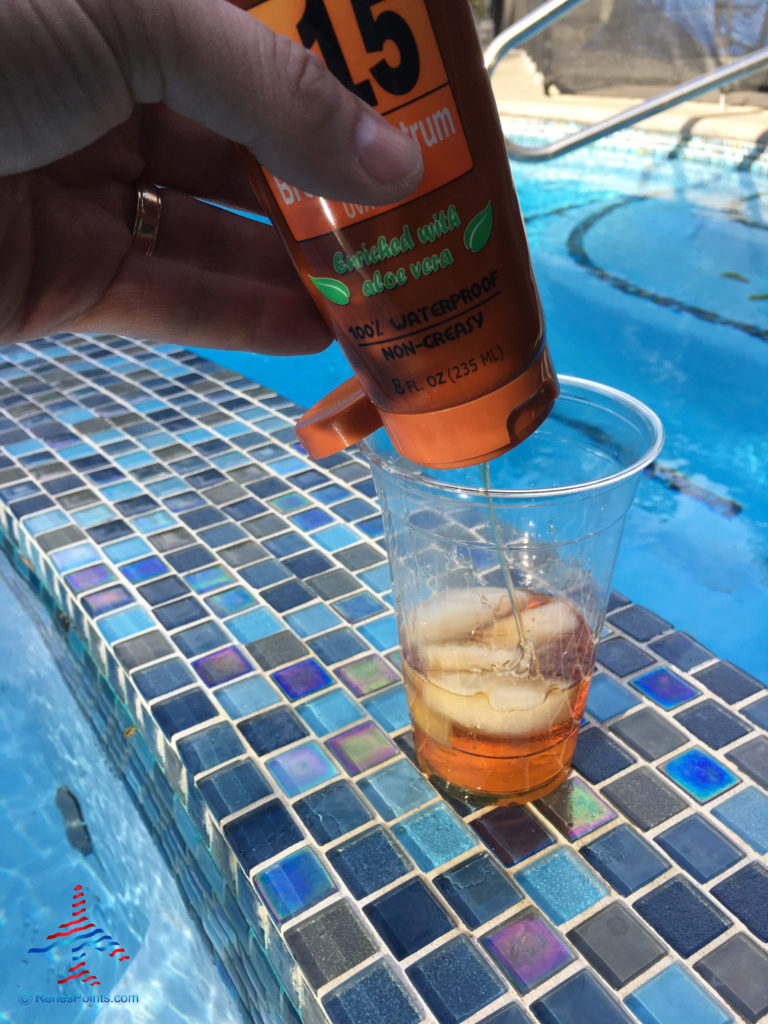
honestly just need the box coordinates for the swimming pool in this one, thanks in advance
[190,132,768,684]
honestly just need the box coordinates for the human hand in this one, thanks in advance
[0,0,423,352]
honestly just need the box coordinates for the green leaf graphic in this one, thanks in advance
[309,276,351,306]
[721,271,749,282]
[464,201,493,253]
[748,292,768,300]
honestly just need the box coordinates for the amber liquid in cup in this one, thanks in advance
[402,586,596,803]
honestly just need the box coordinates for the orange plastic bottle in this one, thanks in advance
[237,0,557,469]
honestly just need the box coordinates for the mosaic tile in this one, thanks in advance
[362,686,410,732]
[568,902,665,988]
[224,800,303,872]
[472,804,554,867]
[634,876,731,957]
[711,786,768,854]
[285,900,378,990]
[580,823,667,896]
[650,631,714,671]
[607,604,671,641]
[584,672,642,722]
[226,606,283,644]
[625,963,732,1024]
[597,637,655,677]
[266,741,339,797]
[153,687,218,739]
[695,933,768,1023]
[655,813,742,883]
[198,758,272,820]
[177,721,245,775]
[601,767,688,830]
[357,758,436,820]
[435,853,522,928]
[255,847,336,923]
[322,961,421,1024]
[215,674,278,719]
[630,666,699,709]
[133,656,195,700]
[536,777,616,839]
[246,631,310,672]
[97,604,155,643]
[407,936,506,1024]
[272,658,334,700]
[239,706,309,756]
[742,694,768,731]
[675,699,752,749]
[173,619,229,658]
[192,645,253,687]
[483,909,572,994]
[185,564,236,593]
[309,626,369,665]
[295,781,373,844]
[121,555,167,583]
[297,689,362,736]
[727,735,768,789]
[530,969,633,1024]
[693,660,763,704]
[660,747,739,802]
[514,848,607,924]
[610,706,687,760]
[335,652,401,697]
[153,595,207,630]
[365,877,452,959]
[326,722,397,774]
[82,583,134,617]
[710,861,768,941]
[328,827,411,899]
[571,728,635,783]
[284,602,342,638]
[392,804,476,872]
[204,585,256,617]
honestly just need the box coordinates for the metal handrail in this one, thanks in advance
[484,1,768,161]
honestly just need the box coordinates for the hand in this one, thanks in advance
[0,0,423,352]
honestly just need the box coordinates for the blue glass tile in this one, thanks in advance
[102,535,151,563]
[88,519,133,543]
[24,509,69,535]
[660,748,739,802]
[515,848,607,924]
[742,695,768,731]
[185,565,236,594]
[97,605,155,643]
[695,933,768,1023]
[572,728,635,782]
[357,515,384,539]
[65,563,117,593]
[312,524,359,551]
[284,602,342,638]
[323,961,421,1024]
[656,814,742,883]
[607,604,671,641]
[308,627,369,665]
[674,700,751,749]
[240,559,290,588]
[358,758,436,820]
[153,687,218,738]
[138,575,189,605]
[436,853,523,928]
[582,823,668,895]
[365,878,452,959]
[596,637,655,677]
[282,549,334,578]
[255,847,336,923]
[358,615,399,651]
[71,502,113,527]
[167,544,214,572]
[406,936,506,1024]
[154,596,207,630]
[295,781,373,844]
[216,674,279,719]
[290,508,333,531]
[363,686,410,732]
[332,591,387,624]
[224,801,303,872]
[121,555,167,583]
[50,541,99,570]
[625,964,733,1024]
[198,759,271,819]
[172,619,227,658]
[199,522,246,548]
[392,804,477,872]
[181,506,225,529]
[239,706,309,755]
[634,876,731,957]
[630,667,699,709]
[472,804,554,867]
[133,509,177,534]
[695,660,764,704]
[177,721,246,774]
[262,532,307,559]
[205,585,256,617]
[273,658,333,700]
[712,786,768,854]
[266,741,339,797]
[609,707,687,760]
[226,606,283,644]
[133,657,195,700]
[711,862,768,941]
[567,903,665,988]
[585,672,642,722]
[727,735,768,788]
[298,690,362,735]
[82,583,133,617]
[359,564,392,593]
[193,645,253,687]
[650,631,713,671]
[329,827,411,898]
[531,969,634,1024]
[479,1007,532,1024]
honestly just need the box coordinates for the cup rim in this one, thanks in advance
[358,376,664,500]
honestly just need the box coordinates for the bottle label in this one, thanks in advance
[247,0,473,241]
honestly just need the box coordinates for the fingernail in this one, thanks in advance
[355,113,423,189]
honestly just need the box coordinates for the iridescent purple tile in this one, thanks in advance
[64,562,116,592]
[254,847,336,923]
[661,748,739,803]
[482,909,573,994]
[327,722,398,774]
[193,645,252,687]
[631,667,699,709]
[272,658,334,700]
[536,777,617,840]
[121,555,167,583]
[267,741,339,796]
[83,584,134,617]
[336,653,400,697]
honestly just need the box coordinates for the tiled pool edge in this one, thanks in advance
[1,333,766,1024]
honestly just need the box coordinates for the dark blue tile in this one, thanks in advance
[607,604,671,641]
[571,728,636,783]
[650,631,714,671]
[610,708,687,760]
[727,735,768,788]
[115,494,159,516]
[406,936,506,1024]
[199,522,246,547]
[10,494,54,517]
[239,706,309,755]
[263,532,308,558]
[530,969,634,1024]
[172,619,228,658]
[693,660,763,703]
[323,962,421,1024]
[655,814,743,883]
[365,878,452,959]
[88,519,133,542]
[695,933,768,1023]
[435,854,522,927]
[581,824,668,896]
[154,596,207,630]
[294,781,372,844]
[328,827,411,898]
[240,560,291,589]
[248,477,288,498]
[177,721,245,774]
[634,876,731,957]
[153,687,217,738]
[137,575,190,605]
[602,767,688,830]
[472,804,554,867]
[224,800,302,871]
[333,498,377,521]
[674,699,751,749]
[479,1007,533,1024]
[308,628,369,664]
[197,759,272,820]
[711,862,768,941]
[167,544,214,572]
[282,550,335,578]
[181,506,226,529]
[596,637,655,677]
[225,497,266,521]
[743,695,768,730]
[262,579,314,612]
[567,903,665,988]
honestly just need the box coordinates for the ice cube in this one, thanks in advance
[416,587,526,644]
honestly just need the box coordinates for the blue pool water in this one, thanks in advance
[190,140,768,684]
[0,553,246,1024]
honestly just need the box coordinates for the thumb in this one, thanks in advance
[125,0,424,204]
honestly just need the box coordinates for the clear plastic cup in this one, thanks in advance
[360,377,664,804]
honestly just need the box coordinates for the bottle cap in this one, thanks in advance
[296,346,558,469]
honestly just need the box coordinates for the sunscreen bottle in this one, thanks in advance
[237,0,557,469]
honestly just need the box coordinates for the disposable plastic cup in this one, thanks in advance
[360,377,663,804]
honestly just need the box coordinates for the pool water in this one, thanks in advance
[0,553,246,1024]
[189,142,768,683]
